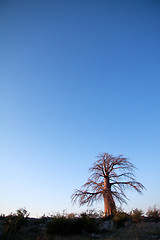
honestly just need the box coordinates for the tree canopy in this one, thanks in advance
[72,153,145,216]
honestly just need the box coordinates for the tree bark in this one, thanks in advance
[103,177,116,216]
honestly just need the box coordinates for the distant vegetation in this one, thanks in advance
[1,206,160,240]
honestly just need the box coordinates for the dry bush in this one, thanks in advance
[113,208,130,228]
[46,214,98,235]
[146,206,160,219]
[130,208,144,223]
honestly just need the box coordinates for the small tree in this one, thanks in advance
[72,153,145,216]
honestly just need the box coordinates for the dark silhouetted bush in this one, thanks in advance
[146,206,160,219]
[130,208,143,223]
[46,214,98,235]
[113,209,130,228]
[2,208,29,239]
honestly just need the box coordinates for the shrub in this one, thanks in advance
[46,215,98,235]
[113,209,130,228]
[0,213,5,219]
[81,209,103,218]
[16,208,29,218]
[67,213,75,219]
[130,208,143,223]
[2,208,29,237]
[146,206,160,219]
[80,215,98,233]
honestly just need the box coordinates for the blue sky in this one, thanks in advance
[1,0,160,217]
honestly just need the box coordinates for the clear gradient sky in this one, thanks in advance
[1,0,160,217]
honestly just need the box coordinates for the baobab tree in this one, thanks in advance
[71,153,145,216]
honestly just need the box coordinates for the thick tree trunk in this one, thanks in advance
[103,177,116,216]
[103,192,116,216]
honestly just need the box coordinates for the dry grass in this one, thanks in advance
[103,222,160,240]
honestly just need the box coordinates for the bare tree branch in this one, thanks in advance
[71,153,145,216]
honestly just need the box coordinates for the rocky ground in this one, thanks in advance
[0,217,160,240]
